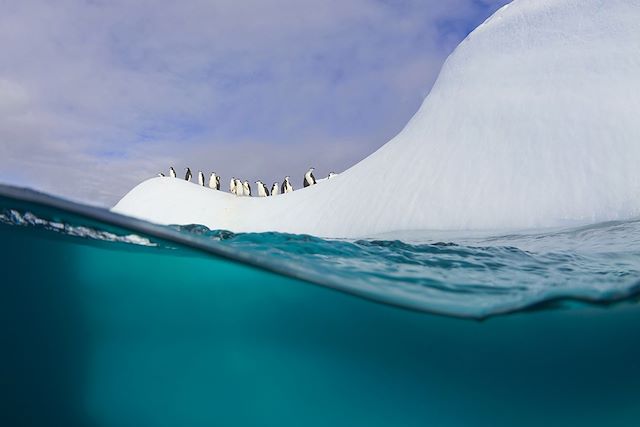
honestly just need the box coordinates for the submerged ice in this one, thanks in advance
[113,0,640,238]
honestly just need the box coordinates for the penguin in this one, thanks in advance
[256,181,270,197]
[281,176,294,194]
[230,177,237,195]
[158,173,165,177]
[235,178,244,196]
[209,172,220,190]
[243,180,252,197]
[185,168,192,181]
[328,172,337,179]
[169,167,177,178]
[271,182,280,196]
[303,167,316,188]
[198,171,205,186]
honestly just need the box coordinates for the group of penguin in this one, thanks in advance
[159,167,338,197]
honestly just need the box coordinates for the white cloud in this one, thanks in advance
[0,0,510,205]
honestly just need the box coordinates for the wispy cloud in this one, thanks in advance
[0,0,509,205]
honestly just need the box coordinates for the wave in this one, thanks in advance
[1,183,639,319]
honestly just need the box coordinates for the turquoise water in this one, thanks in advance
[2,184,640,426]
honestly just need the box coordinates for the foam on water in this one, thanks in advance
[0,209,156,247]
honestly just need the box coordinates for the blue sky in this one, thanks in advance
[0,0,508,205]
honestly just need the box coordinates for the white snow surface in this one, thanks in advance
[113,0,640,238]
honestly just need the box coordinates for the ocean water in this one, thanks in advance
[2,184,640,427]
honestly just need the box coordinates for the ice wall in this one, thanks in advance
[113,0,640,238]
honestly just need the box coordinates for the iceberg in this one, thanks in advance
[113,0,640,238]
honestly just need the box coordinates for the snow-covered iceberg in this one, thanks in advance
[113,0,640,238]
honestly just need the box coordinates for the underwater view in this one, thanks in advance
[3,184,640,427]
